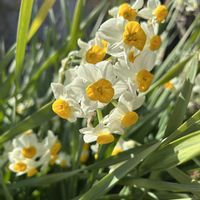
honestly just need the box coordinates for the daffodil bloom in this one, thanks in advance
[9,159,40,177]
[105,90,145,134]
[114,50,155,93]
[138,0,168,23]
[51,83,83,122]
[141,22,162,51]
[72,61,122,109]
[78,37,108,64]
[40,131,62,170]
[8,131,45,161]
[79,123,116,145]
[55,152,71,168]
[109,0,144,21]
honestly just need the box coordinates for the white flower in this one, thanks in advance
[51,82,83,122]
[9,159,40,177]
[138,0,168,23]
[105,90,144,134]
[40,130,62,170]
[141,22,162,51]
[9,131,45,162]
[80,122,117,145]
[72,61,122,109]
[114,50,155,93]
[97,18,147,57]
[78,37,108,64]
[109,0,144,21]
[55,152,71,168]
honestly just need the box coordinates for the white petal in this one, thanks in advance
[147,0,159,9]
[133,0,144,10]
[138,8,153,19]
[51,83,64,99]
[83,135,97,143]
[77,64,98,83]
[98,18,124,44]
[108,6,118,17]
[78,39,89,49]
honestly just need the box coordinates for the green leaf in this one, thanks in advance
[120,178,200,193]
[164,109,200,144]
[79,142,161,200]
[68,0,85,50]
[164,55,198,136]
[140,130,200,172]
[0,102,54,146]
[27,0,56,42]
[15,0,34,85]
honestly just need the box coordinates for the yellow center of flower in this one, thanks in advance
[21,146,37,159]
[123,21,146,50]
[27,168,38,177]
[80,150,89,163]
[112,147,123,156]
[50,142,61,156]
[52,99,72,120]
[86,41,107,64]
[121,111,139,128]
[136,69,153,92]
[164,81,175,90]
[150,35,162,51]
[153,5,168,23]
[118,3,137,21]
[128,51,135,62]
[97,133,115,145]
[86,79,114,103]
[13,162,27,172]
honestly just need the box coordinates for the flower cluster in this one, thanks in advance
[8,130,70,176]
[51,0,168,145]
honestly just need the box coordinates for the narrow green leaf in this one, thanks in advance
[15,0,34,84]
[79,142,161,200]
[140,130,200,172]
[27,0,56,42]
[68,0,85,50]
[164,109,200,144]
[120,178,200,193]
[0,102,54,146]
[164,55,198,136]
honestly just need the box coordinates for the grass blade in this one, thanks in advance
[15,0,34,85]
[27,0,56,42]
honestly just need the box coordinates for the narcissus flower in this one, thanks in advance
[114,50,155,93]
[55,152,71,168]
[105,91,144,133]
[138,0,168,23]
[78,37,108,64]
[51,83,83,122]
[79,123,117,145]
[109,0,144,21]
